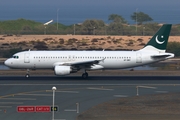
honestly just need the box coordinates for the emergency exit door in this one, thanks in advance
[136,53,142,63]
[24,53,30,63]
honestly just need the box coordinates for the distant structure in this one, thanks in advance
[44,20,53,35]
[44,20,53,26]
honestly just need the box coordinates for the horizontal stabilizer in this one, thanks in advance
[151,55,171,59]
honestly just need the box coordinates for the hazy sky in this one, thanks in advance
[1,0,180,24]
[1,0,179,7]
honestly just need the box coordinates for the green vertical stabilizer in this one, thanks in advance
[145,24,172,51]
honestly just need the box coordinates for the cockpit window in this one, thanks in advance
[12,56,19,59]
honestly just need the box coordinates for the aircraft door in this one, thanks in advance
[68,55,71,61]
[24,53,30,63]
[68,55,75,61]
[136,53,142,63]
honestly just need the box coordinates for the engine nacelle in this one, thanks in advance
[54,66,71,76]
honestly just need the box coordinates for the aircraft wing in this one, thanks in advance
[54,58,105,68]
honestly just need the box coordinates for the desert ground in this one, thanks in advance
[0,35,180,50]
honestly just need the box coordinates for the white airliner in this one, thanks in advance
[4,24,174,78]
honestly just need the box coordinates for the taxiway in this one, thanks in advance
[0,76,180,120]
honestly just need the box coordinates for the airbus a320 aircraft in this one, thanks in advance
[4,24,174,78]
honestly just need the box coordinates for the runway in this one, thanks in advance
[0,76,180,120]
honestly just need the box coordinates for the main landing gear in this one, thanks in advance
[25,69,30,78]
[82,72,88,79]
[24,69,89,79]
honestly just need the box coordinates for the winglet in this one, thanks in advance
[139,24,172,53]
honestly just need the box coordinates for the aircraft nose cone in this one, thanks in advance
[4,60,8,66]
[4,59,11,67]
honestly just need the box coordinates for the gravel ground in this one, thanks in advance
[77,93,180,120]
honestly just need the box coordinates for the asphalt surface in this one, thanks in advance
[0,76,180,120]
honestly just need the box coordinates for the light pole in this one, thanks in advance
[136,8,138,35]
[76,103,79,113]
[143,27,145,36]
[44,20,53,35]
[52,86,57,120]
[93,27,95,35]
[44,26,46,35]
[57,8,59,33]
[74,24,76,35]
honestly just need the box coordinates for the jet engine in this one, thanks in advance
[54,66,71,75]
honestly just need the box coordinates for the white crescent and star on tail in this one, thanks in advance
[156,35,165,44]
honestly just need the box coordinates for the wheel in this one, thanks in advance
[82,72,88,79]
[25,69,30,78]
[25,74,30,78]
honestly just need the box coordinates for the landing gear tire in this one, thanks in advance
[25,74,30,78]
[25,69,30,78]
[82,72,88,79]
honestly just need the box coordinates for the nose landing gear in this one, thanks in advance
[82,72,88,79]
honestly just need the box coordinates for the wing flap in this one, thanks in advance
[54,58,105,67]
[70,59,101,66]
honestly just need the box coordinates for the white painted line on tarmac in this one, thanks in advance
[55,119,66,120]
[46,90,79,93]
[64,109,77,112]
[0,102,23,105]
[1,83,180,86]
[17,93,52,96]
[0,98,36,100]
[87,87,114,91]
[0,106,12,108]
[137,86,157,89]
[56,91,79,93]
[156,91,168,93]
[113,95,128,97]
